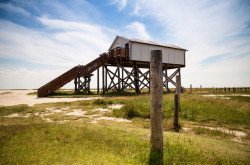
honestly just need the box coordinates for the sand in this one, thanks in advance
[0,89,102,106]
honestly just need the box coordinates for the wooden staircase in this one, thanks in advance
[37,53,108,97]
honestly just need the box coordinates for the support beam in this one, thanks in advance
[87,76,91,93]
[74,75,92,94]
[118,65,121,91]
[97,68,99,94]
[77,77,80,91]
[133,62,140,94]
[119,66,136,90]
[102,66,105,94]
[121,67,124,89]
[74,78,77,92]
[163,67,170,93]
[178,68,182,92]
[105,65,107,92]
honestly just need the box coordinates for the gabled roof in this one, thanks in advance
[108,35,129,51]
[108,35,187,51]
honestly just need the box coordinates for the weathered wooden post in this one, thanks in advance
[102,66,105,94]
[134,62,140,94]
[77,77,80,91]
[190,84,192,93]
[118,65,121,91]
[74,78,77,92]
[97,68,99,94]
[149,50,163,164]
[121,68,124,89]
[88,76,91,94]
[105,65,108,92]
[174,75,181,131]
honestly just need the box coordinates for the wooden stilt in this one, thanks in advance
[102,66,105,94]
[74,78,77,92]
[118,65,121,91]
[105,65,107,92]
[97,68,99,94]
[133,62,140,94]
[122,66,124,90]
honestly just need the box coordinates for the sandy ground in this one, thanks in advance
[0,90,102,106]
[4,102,130,124]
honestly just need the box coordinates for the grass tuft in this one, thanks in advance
[0,104,30,116]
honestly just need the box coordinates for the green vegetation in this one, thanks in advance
[27,91,37,95]
[193,127,230,138]
[110,94,249,129]
[0,122,249,164]
[0,92,11,95]
[0,104,30,116]
[0,90,249,164]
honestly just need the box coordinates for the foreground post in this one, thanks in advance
[174,75,181,131]
[149,50,163,164]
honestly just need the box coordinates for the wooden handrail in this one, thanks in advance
[37,48,128,97]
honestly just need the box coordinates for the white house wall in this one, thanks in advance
[110,37,129,50]
[130,42,185,65]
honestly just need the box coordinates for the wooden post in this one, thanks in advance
[74,78,77,92]
[178,68,182,92]
[190,84,192,93]
[121,67,124,90]
[102,66,105,94]
[149,50,163,164]
[105,65,107,93]
[97,68,99,94]
[77,77,80,92]
[118,65,121,91]
[164,67,169,93]
[87,76,91,94]
[134,62,140,94]
[174,75,181,132]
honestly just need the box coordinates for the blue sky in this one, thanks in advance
[0,0,249,89]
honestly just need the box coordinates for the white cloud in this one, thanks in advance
[110,0,127,11]
[0,18,114,67]
[130,0,250,87]
[124,21,151,40]
[0,17,153,89]
[181,55,250,88]
[0,17,135,89]
[0,2,30,16]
